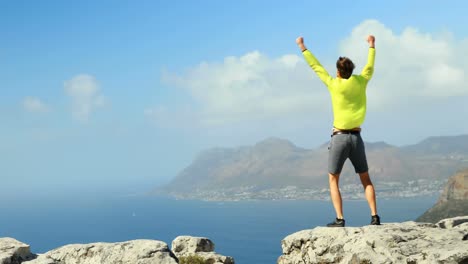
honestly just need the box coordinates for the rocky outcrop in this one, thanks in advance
[0,237,233,264]
[0,238,36,264]
[417,169,468,223]
[278,216,468,264]
[23,240,177,264]
[172,236,234,264]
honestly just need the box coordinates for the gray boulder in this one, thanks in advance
[172,236,234,264]
[23,239,177,264]
[436,215,468,229]
[0,238,35,264]
[171,236,214,255]
[278,216,468,264]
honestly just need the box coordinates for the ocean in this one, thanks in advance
[0,195,437,263]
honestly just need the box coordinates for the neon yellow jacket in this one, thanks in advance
[303,48,375,129]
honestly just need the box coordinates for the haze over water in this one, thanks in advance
[0,195,437,264]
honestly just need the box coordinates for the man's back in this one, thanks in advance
[295,35,381,227]
[302,48,375,129]
[328,74,368,129]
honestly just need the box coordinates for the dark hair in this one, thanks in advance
[336,57,355,79]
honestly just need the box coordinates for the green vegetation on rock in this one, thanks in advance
[179,255,207,264]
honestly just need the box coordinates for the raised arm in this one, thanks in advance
[361,35,376,81]
[296,37,332,87]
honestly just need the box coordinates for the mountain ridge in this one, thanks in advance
[157,134,468,201]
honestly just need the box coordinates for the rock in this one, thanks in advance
[417,169,468,223]
[278,216,468,264]
[171,236,234,264]
[0,236,236,264]
[23,239,177,264]
[436,215,468,229]
[171,236,214,255]
[0,238,36,264]
[438,170,468,202]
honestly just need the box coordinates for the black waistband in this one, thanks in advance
[332,130,360,136]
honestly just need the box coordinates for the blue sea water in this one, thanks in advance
[0,195,437,264]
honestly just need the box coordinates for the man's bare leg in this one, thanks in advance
[359,171,377,216]
[329,173,344,219]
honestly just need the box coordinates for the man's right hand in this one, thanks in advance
[367,35,375,48]
[296,37,304,45]
[296,37,307,52]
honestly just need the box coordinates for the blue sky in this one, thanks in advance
[1,1,468,198]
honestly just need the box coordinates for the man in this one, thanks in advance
[296,35,380,227]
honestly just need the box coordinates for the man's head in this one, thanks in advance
[336,57,355,79]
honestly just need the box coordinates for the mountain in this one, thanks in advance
[416,169,468,223]
[161,137,328,194]
[156,135,468,200]
[402,134,468,155]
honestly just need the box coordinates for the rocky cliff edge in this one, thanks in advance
[0,236,233,264]
[278,216,468,264]
[2,217,468,264]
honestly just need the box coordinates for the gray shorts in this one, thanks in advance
[328,133,368,175]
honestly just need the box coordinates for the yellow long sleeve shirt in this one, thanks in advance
[303,48,375,129]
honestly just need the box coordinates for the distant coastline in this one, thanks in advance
[157,135,468,202]
[166,179,444,202]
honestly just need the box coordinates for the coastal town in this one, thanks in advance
[169,178,446,201]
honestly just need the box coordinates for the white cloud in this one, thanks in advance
[22,97,49,113]
[160,51,329,126]
[153,19,468,127]
[64,74,106,122]
[339,20,467,108]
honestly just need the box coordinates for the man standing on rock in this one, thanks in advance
[296,35,380,227]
